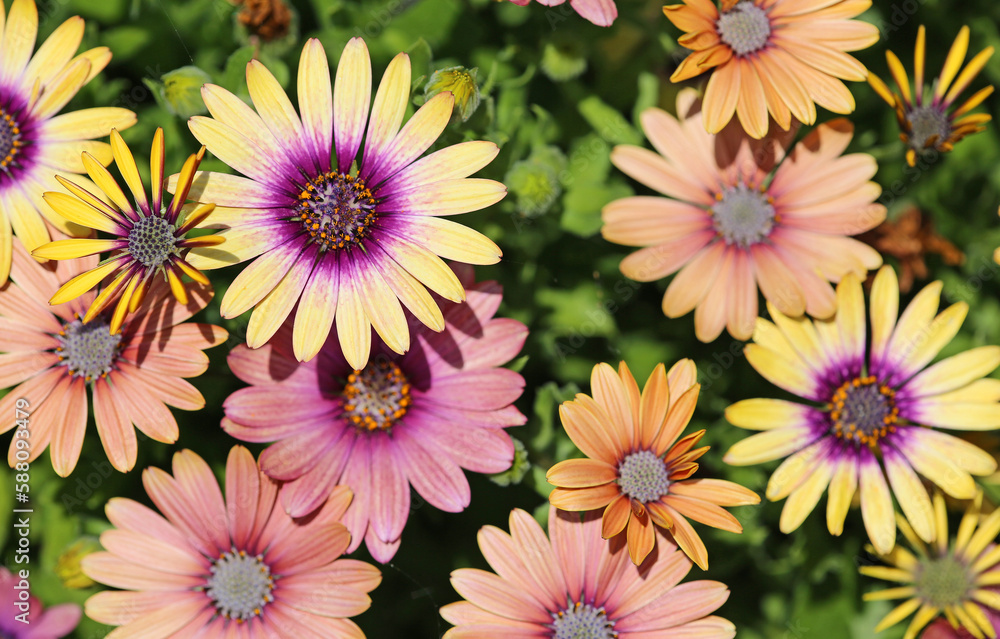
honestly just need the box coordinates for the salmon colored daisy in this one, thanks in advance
[172,37,505,369]
[0,0,136,283]
[869,26,994,167]
[861,492,1000,639]
[725,266,1000,555]
[1,567,81,638]
[605,88,884,342]
[82,446,381,637]
[664,0,879,138]
[222,266,527,562]
[0,238,227,476]
[31,128,222,334]
[442,507,736,638]
[507,0,617,27]
[547,360,759,568]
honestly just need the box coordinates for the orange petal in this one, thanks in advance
[549,484,620,512]
[546,458,617,488]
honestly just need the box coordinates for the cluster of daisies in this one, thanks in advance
[1,0,999,637]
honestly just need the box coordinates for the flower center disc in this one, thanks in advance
[551,602,617,639]
[205,548,275,621]
[56,319,122,380]
[711,183,776,247]
[128,215,177,267]
[297,172,377,252]
[916,555,971,609]
[717,2,772,56]
[829,376,898,446]
[617,450,671,504]
[342,359,412,431]
[0,108,23,173]
[907,106,952,151]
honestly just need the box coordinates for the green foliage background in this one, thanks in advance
[5,0,1000,637]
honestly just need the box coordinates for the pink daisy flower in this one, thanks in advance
[222,266,528,562]
[508,0,617,27]
[441,507,736,638]
[604,87,885,342]
[0,237,227,476]
[0,567,81,638]
[82,446,381,637]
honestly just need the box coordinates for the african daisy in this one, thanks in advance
[869,26,994,167]
[507,0,616,27]
[664,0,879,138]
[605,88,884,342]
[32,128,222,333]
[172,37,505,368]
[0,0,135,283]
[0,238,227,476]
[547,360,759,568]
[442,507,736,638]
[862,492,1000,639]
[0,567,81,638]
[725,266,1000,554]
[82,446,381,637]
[222,267,527,562]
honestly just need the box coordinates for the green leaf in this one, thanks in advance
[577,96,643,146]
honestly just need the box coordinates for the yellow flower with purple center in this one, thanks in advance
[0,0,136,284]
[171,37,505,369]
[31,128,221,334]
[862,492,1000,639]
[725,266,1000,554]
[869,26,994,168]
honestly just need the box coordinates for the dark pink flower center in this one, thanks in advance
[204,548,275,621]
[0,108,22,174]
[343,359,412,431]
[55,318,121,381]
[828,376,898,447]
[296,171,377,252]
[550,601,617,639]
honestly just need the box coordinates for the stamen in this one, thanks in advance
[717,2,771,57]
[550,601,617,639]
[915,555,971,609]
[711,182,776,247]
[204,548,275,621]
[906,105,953,151]
[0,108,23,173]
[342,359,412,431]
[55,318,122,381]
[296,172,377,252]
[828,376,898,447]
[128,215,177,267]
[617,450,671,504]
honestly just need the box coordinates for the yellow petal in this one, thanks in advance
[42,191,122,234]
[358,267,409,356]
[390,216,501,265]
[32,238,122,260]
[83,151,134,217]
[778,462,832,533]
[725,398,811,431]
[247,59,304,154]
[246,258,312,349]
[336,276,372,370]
[723,426,817,466]
[870,265,899,364]
[110,130,149,214]
[827,455,857,536]
[884,451,935,544]
[50,258,124,305]
[364,52,413,161]
[744,343,818,400]
[885,50,912,105]
[935,26,970,101]
[43,107,137,141]
[860,455,896,554]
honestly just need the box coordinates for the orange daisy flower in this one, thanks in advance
[546,360,760,568]
[868,26,994,167]
[664,0,880,138]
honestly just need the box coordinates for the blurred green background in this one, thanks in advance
[5,0,1000,637]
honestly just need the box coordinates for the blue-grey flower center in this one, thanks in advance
[205,548,275,621]
[297,172,377,252]
[711,183,776,247]
[906,106,952,151]
[56,319,122,380]
[829,376,898,446]
[128,215,176,267]
[342,359,412,431]
[915,555,970,608]
[551,602,617,639]
[617,450,670,504]
[717,2,771,56]
[0,108,22,173]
